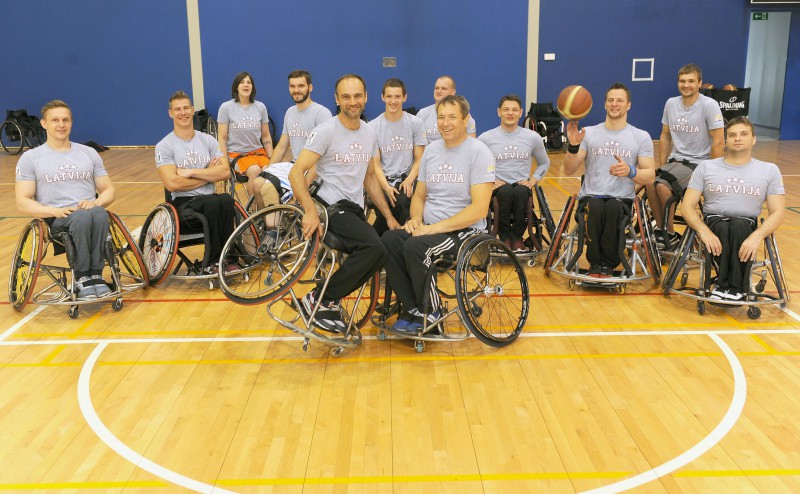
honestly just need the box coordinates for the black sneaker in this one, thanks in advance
[598,266,613,278]
[666,231,682,251]
[588,264,602,277]
[301,290,345,334]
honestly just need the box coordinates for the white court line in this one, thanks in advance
[4,327,800,347]
[78,343,237,494]
[580,333,747,493]
[0,305,45,342]
[782,306,800,323]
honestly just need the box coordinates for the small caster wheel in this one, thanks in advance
[527,258,536,268]
[755,279,766,293]
[330,346,344,357]
[415,340,424,353]
[208,280,215,290]
[616,284,626,295]
[243,273,250,282]
[471,303,482,317]
[302,339,310,352]
[680,272,688,288]
[112,298,123,311]
[377,330,387,341]
[69,306,79,319]
[748,306,761,320]
[567,278,576,291]
[697,301,705,315]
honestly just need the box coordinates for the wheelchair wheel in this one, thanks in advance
[455,235,529,347]
[108,212,149,285]
[218,204,318,305]
[542,194,576,273]
[138,203,180,286]
[634,197,662,283]
[534,185,556,241]
[765,234,789,306]
[341,271,380,330]
[206,116,218,139]
[1,120,25,155]
[9,219,45,310]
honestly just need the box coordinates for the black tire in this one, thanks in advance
[542,195,576,272]
[218,205,319,305]
[765,235,789,305]
[455,236,529,347]
[108,212,149,286]
[634,197,662,283]
[535,185,556,242]
[1,120,25,155]
[9,219,45,310]
[341,271,380,330]
[138,203,180,286]
[206,116,218,139]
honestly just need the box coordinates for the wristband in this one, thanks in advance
[567,143,580,154]
[627,164,637,179]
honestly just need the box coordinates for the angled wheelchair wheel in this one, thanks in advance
[206,116,218,139]
[1,120,25,155]
[138,203,180,286]
[341,271,380,330]
[9,219,45,310]
[634,196,662,283]
[455,235,529,347]
[542,194,576,273]
[108,212,149,285]
[218,204,318,305]
[534,185,556,241]
[765,234,789,306]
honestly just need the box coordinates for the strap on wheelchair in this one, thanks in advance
[655,168,684,199]
[44,218,76,263]
[616,199,634,277]
[667,158,698,171]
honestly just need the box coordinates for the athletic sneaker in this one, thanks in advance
[588,265,602,277]
[724,290,745,302]
[94,283,112,297]
[301,290,346,333]
[665,231,682,251]
[391,311,416,333]
[404,308,442,334]
[511,238,527,252]
[598,266,613,278]
[75,276,97,300]
[501,236,513,251]
[709,285,727,300]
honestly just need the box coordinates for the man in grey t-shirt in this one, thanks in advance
[155,91,234,274]
[681,117,785,301]
[290,74,398,334]
[479,94,550,252]
[382,95,495,334]
[369,78,427,235]
[416,75,477,142]
[258,70,333,208]
[647,63,724,250]
[565,83,656,278]
[15,100,116,299]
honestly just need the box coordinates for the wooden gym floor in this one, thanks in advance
[0,142,799,493]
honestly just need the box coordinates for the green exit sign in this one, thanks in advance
[753,12,768,21]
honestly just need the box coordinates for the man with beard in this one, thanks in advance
[290,74,399,333]
[255,70,332,208]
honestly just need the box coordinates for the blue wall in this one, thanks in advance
[3,1,798,145]
[780,12,800,139]
[538,1,749,138]
[0,2,192,146]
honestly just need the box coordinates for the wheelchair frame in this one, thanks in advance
[8,212,148,318]
[543,194,661,294]
[372,233,530,353]
[661,226,789,319]
[1,109,47,155]
[217,203,378,356]
[487,184,556,266]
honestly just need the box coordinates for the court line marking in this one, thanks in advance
[4,327,800,348]
[77,342,236,494]
[581,333,747,493]
[0,305,45,342]
[782,306,800,323]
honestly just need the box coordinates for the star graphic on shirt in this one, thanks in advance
[292,122,300,128]
[242,115,255,122]
[676,117,689,124]
[503,145,518,152]
[438,163,453,171]
[605,140,620,147]
[390,135,404,142]
[59,163,77,171]
[349,143,363,151]
[726,177,745,184]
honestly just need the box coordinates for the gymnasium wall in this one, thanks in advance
[2,1,797,145]
[780,12,800,140]
[537,0,750,137]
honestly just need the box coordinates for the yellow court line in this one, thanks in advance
[542,176,574,197]
[4,469,800,490]
[748,335,777,352]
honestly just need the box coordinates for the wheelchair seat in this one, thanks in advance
[523,103,565,152]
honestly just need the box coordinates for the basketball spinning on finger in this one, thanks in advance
[557,85,593,120]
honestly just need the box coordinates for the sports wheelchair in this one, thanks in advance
[137,191,249,289]
[523,103,566,152]
[372,233,530,353]
[661,224,789,319]
[486,184,556,266]
[9,212,148,318]
[217,202,378,356]
[543,194,661,293]
[1,109,46,155]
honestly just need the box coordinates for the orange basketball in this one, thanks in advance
[557,85,593,120]
[722,84,737,91]
[701,82,714,90]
